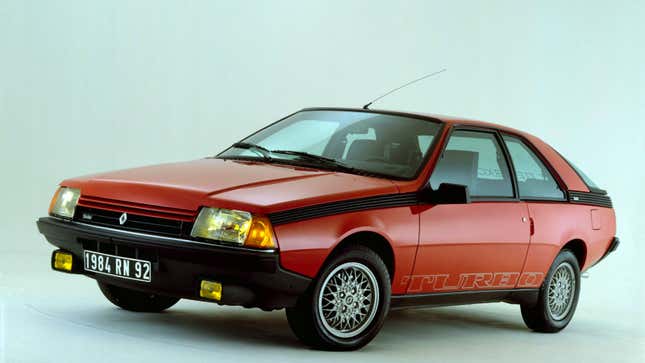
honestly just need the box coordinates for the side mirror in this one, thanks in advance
[422,183,471,204]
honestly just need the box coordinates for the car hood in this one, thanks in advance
[62,158,399,214]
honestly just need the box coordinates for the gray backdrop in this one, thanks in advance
[1,1,643,362]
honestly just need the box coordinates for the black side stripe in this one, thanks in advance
[568,191,613,208]
[269,192,419,225]
[269,190,612,225]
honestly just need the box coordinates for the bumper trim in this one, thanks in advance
[37,216,310,310]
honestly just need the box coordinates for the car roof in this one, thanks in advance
[301,107,525,135]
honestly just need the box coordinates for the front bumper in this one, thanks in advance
[37,217,311,310]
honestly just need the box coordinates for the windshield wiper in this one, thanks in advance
[230,142,272,160]
[270,150,359,173]
[227,145,371,176]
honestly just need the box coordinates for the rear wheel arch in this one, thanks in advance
[521,249,581,332]
[561,239,587,269]
[326,231,395,282]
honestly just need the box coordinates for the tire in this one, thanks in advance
[98,281,180,312]
[286,245,391,351]
[521,249,581,332]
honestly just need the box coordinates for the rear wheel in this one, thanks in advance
[286,245,391,350]
[98,282,180,312]
[521,250,580,332]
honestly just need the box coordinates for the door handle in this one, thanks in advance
[522,217,535,236]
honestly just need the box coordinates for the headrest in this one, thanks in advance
[346,140,382,161]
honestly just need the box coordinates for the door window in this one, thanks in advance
[502,135,565,199]
[430,130,514,197]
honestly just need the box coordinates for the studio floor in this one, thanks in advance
[1,247,642,363]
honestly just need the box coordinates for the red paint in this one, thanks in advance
[58,109,617,295]
[409,202,530,293]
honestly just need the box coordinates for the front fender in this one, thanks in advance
[274,206,419,294]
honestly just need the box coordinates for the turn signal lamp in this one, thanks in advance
[244,215,276,249]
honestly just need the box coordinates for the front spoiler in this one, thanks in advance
[37,217,311,310]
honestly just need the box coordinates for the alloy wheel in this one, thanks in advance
[317,262,380,338]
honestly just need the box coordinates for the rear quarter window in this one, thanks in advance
[566,159,601,190]
[502,135,565,200]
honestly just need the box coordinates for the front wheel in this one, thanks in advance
[286,245,391,350]
[98,281,180,312]
[521,249,581,332]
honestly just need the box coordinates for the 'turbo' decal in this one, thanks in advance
[401,272,545,293]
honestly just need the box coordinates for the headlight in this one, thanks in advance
[49,187,81,219]
[191,207,277,249]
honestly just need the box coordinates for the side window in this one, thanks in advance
[502,135,565,200]
[565,158,601,190]
[430,130,514,198]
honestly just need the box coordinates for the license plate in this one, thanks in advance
[84,250,151,282]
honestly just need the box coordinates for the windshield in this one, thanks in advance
[218,110,442,179]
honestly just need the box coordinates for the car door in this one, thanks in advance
[407,128,531,294]
[501,134,568,283]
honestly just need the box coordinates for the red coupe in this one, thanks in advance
[38,108,617,350]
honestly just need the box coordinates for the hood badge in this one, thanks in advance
[119,212,128,225]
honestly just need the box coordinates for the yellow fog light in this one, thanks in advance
[53,251,73,272]
[200,280,222,301]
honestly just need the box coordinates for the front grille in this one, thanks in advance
[74,206,194,238]
[80,238,159,262]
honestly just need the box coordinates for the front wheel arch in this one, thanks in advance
[286,244,391,350]
[325,231,394,282]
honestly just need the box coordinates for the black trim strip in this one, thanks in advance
[568,191,613,208]
[390,289,540,310]
[269,192,419,225]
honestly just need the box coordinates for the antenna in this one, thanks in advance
[362,68,446,109]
